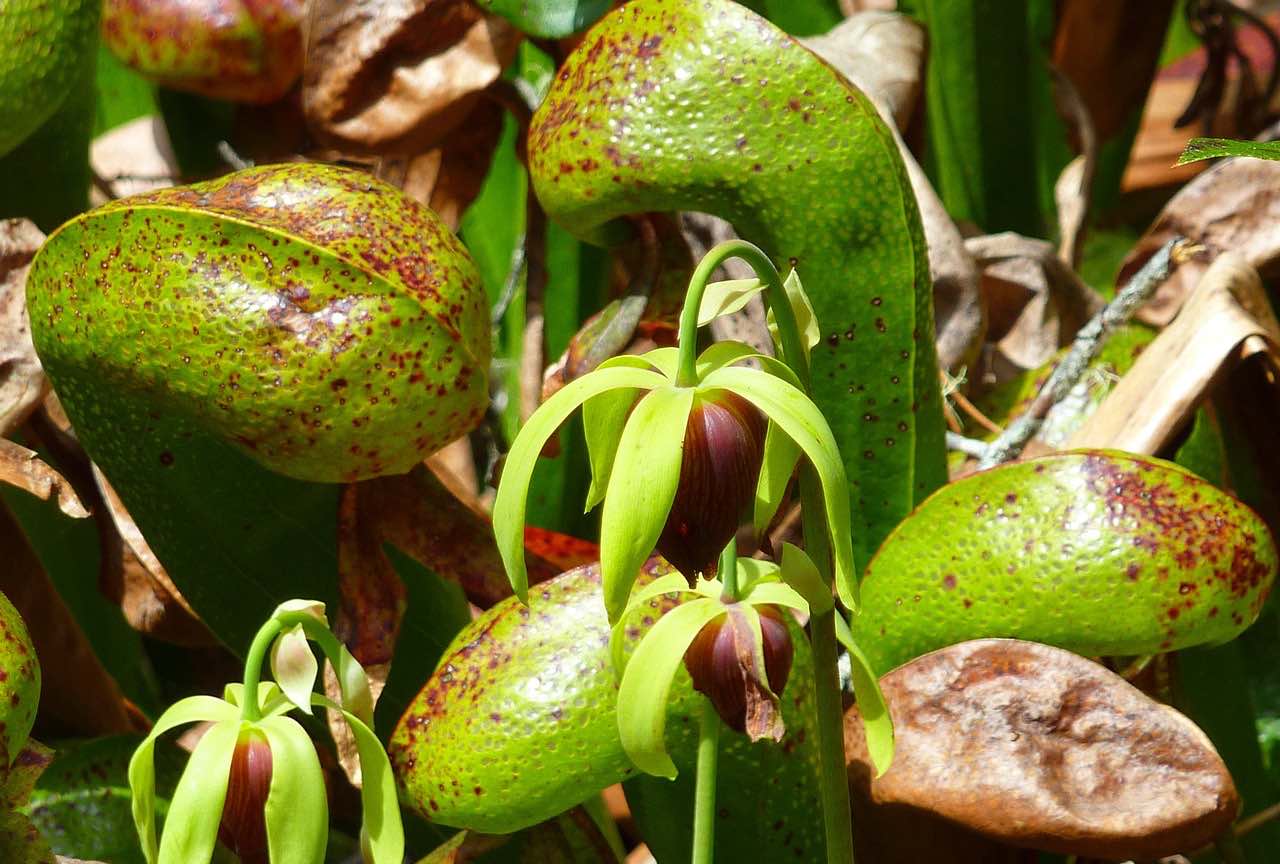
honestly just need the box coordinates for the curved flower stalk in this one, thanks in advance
[128,600,404,864]
[493,280,857,624]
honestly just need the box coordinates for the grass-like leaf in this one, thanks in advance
[1177,136,1280,165]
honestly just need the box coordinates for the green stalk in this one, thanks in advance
[719,538,739,602]
[675,238,854,863]
[239,611,347,722]
[674,240,804,388]
[691,696,722,864]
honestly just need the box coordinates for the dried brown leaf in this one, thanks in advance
[1121,157,1280,325]
[89,116,179,204]
[0,501,135,737]
[1069,253,1280,454]
[303,0,520,155]
[0,439,87,519]
[90,464,213,645]
[0,221,48,436]
[845,639,1238,859]
[374,98,504,230]
[967,232,1104,380]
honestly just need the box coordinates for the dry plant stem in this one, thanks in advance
[976,237,1183,469]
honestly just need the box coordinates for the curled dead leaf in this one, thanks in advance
[1120,156,1280,325]
[373,99,505,230]
[0,220,48,437]
[0,440,86,519]
[845,639,1238,860]
[1069,253,1280,454]
[90,464,212,646]
[967,232,1103,380]
[304,0,520,155]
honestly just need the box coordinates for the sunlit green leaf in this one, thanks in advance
[609,572,697,674]
[765,270,820,359]
[834,615,894,776]
[600,386,694,621]
[582,386,641,511]
[270,625,318,715]
[754,421,802,538]
[1177,136,1280,165]
[776,543,831,614]
[128,696,237,864]
[493,366,668,602]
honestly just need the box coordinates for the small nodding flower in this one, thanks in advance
[658,391,766,581]
[683,604,793,739]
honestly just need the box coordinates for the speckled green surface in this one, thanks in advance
[24,735,184,864]
[855,450,1278,674]
[391,559,824,858]
[527,0,946,566]
[28,163,490,483]
[101,0,303,103]
[0,593,38,777]
[23,164,489,649]
[0,0,99,157]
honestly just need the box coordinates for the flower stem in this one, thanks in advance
[719,539,739,602]
[678,238,855,862]
[674,239,803,387]
[691,696,722,864]
[239,611,345,722]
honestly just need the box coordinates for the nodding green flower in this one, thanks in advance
[611,546,894,780]
[493,292,858,624]
[129,600,403,864]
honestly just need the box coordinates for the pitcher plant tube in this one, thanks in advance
[128,600,405,864]
[492,239,892,863]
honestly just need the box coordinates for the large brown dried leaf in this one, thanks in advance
[0,439,87,519]
[845,639,1238,860]
[0,221,48,436]
[1069,253,1280,454]
[0,501,134,737]
[303,0,520,155]
[1120,157,1280,325]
